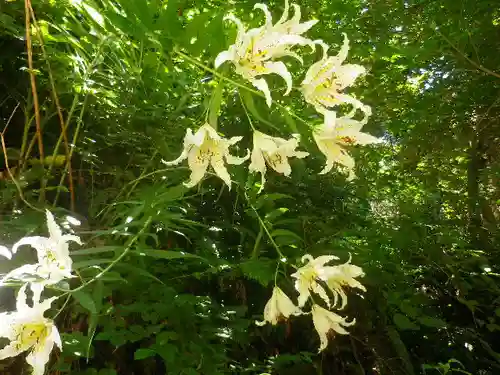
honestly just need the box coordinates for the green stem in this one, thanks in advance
[173,49,311,128]
[251,226,263,259]
[238,90,256,131]
[273,260,280,286]
[67,216,152,294]
[208,71,226,130]
[97,165,189,220]
[245,192,285,259]
[53,293,71,319]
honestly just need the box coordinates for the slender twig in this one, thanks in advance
[29,4,75,211]
[436,29,500,79]
[0,105,39,210]
[1,131,40,212]
[24,0,46,201]
[2,103,20,134]
[53,95,89,207]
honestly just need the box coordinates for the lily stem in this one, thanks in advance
[245,192,285,259]
[251,226,263,259]
[66,216,152,295]
[239,90,256,131]
[174,49,311,128]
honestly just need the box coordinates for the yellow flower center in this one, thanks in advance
[337,136,356,145]
[196,139,219,163]
[14,323,49,351]
[41,249,67,271]
[301,265,319,285]
[43,250,57,262]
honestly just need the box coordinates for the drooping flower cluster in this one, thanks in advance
[166,1,380,191]
[0,210,82,374]
[256,254,366,352]
[215,0,318,107]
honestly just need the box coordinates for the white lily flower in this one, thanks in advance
[326,257,366,310]
[311,304,355,352]
[1,210,82,286]
[162,124,249,190]
[249,130,309,191]
[313,110,380,180]
[256,286,302,326]
[215,1,318,107]
[302,33,370,116]
[0,283,62,375]
[290,254,339,308]
[0,245,11,259]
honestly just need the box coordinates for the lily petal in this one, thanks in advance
[254,3,273,28]
[215,49,234,69]
[225,149,250,165]
[0,264,42,285]
[312,304,355,352]
[211,154,232,189]
[252,78,273,107]
[12,236,49,254]
[249,145,267,190]
[276,0,290,25]
[45,210,62,241]
[263,61,293,96]
[60,234,83,246]
[26,331,57,375]
[162,128,196,166]
[0,343,22,361]
[185,151,210,188]
[16,283,29,311]
[0,245,11,259]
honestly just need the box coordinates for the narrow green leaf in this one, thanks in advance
[163,0,182,39]
[71,246,122,256]
[387,326,415,375]
[282,110,298,134]
[115,263,165,285]
[270,229,303,242]
[73,259,114,269]
[130,249,208,262]
[208,79,225,128]
[393,313,419,330]
[134,348,156,360]
[417,316,447,328]
[92,280,104,313]
[73,290,97,314]
[255,193,293,210]
[240,90,279,130]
